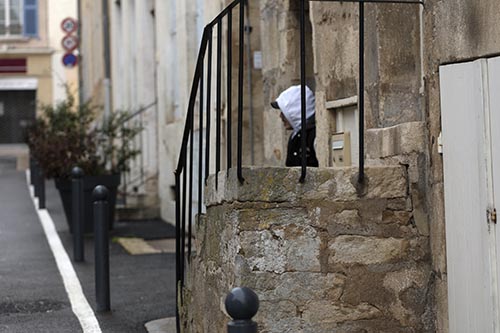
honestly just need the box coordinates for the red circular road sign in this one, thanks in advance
[62,53,78,68]
[61,35,79,52]
[61,17,78,34]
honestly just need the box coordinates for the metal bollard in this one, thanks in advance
[93,185,110,312]
[33,160,40,198]
[29,156,35,185]
[72,167,85,262]
[38,167,46,209]
[225,287,259,333]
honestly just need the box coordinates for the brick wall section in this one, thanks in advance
[182,166,433,332]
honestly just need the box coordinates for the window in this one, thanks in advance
[0,0,37,37]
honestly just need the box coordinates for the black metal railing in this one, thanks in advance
[174,1,247,330]
[174,0,424,331]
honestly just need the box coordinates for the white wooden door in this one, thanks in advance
[440,57,500,333]
[489,57,500,329]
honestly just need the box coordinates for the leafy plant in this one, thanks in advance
[95,111,143,174]
[27,90,142,179]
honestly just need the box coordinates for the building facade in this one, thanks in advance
[78,0,500,331]
[79,0,264,220]
[0,0,78,145]
[182,0,500,332]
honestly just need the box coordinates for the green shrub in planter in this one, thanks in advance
[27,90,142,232]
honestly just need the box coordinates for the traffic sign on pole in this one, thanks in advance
[62,53,78,68]
[61,17,78,34]
[62,35,79,52]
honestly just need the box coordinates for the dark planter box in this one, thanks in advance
[55,174,121,234]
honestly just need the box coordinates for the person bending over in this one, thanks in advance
[271,85,319,167]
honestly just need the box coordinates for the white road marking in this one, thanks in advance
[26,170,102,333]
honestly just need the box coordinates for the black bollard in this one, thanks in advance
[225,287,260,333]
[29,156,35,185]
[33,160,40,198]
[38,167,45,209]
[72,167,85,262]
[93,185,110,312]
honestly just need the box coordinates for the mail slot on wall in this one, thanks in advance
[330,132,352,167]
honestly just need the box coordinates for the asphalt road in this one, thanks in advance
[0,168,81,332]
[0,160,176,332]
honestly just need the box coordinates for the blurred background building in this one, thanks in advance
[0,0,77,167]
[71,0,500,330]
[0,0,78,139]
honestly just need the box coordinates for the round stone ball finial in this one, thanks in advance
[92,185,109,202]
[225,287,259,320]
[71,166,84,178]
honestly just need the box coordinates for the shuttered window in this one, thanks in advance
[0,0,37,37]
[23,0,36,37]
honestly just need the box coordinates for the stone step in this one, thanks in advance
[0,144,29,171]
[145,317,176,333]
[116,206,161,220]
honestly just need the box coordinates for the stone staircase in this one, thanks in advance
[181,166,433,332]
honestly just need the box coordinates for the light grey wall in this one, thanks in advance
[424,1,500,331]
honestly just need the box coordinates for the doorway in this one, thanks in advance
[0,90,36,143]
[440,56,500,332]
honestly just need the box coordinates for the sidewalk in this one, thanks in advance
[0,160,176,332]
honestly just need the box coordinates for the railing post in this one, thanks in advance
[93,185,111,312]
[205,27,213,184]
[299,0,307,183]
[225,287,259,333]
[358,0,365,183]
[237,0,245,184]
[216,18,222,186]
[175,171,181,333]
[72,167,85,262]
[226,9,232,170]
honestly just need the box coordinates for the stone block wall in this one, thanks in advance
[182,166,433,332]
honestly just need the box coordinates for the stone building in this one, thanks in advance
[78,0,262,219]
[77,0,500,332]
[0,0,77,166]
[79,0,164,216]
[151,0,264,221]
[180,0,500,332]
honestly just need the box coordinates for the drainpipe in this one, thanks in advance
[77,0,84,108]
[102,0,112,170]
[102,0,112,124]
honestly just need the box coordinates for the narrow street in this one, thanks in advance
[0,160,81,331]
[0,158,176,332]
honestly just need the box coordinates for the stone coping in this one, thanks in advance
[205,166,408,206]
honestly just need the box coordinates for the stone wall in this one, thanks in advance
[182,166,433,332]
[306,1,455,329]
[309,2,423,167]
